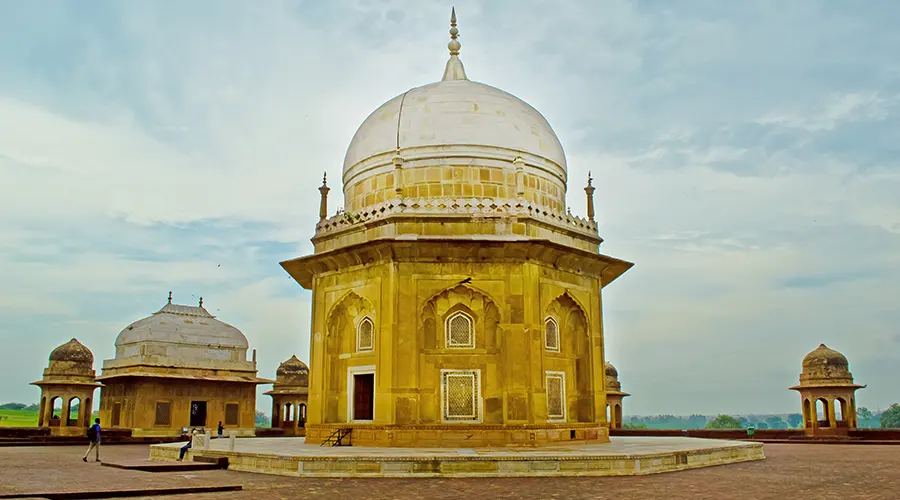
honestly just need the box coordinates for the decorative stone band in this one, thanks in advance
[305,422,611,447]
[316,197,598,238]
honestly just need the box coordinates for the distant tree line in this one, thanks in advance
[624,405,900,430]
[0,403,39,411]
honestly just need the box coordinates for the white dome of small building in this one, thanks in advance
[114,294,249,362]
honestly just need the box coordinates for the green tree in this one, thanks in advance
[766,416,786,429]
[255,411,270,427]
[880,404,900,429]
[787,413,803,428]
[623,423,647,429]
[756,422,769,430]
[857,407,873,421]
[706,415,742,429]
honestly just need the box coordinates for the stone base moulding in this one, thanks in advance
[304,423,609,447]
[150,436,765,478]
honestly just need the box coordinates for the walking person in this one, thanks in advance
[82,418,101,462]
[217,421,224,439]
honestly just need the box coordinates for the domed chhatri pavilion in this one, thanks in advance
[265,355,310,436]
[790,344,865,436]
[96,293,272,437]
[281,10,634,447]
[604,362,629,430]
[31,339,102,436]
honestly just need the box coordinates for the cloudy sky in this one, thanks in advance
[1,1,898,416]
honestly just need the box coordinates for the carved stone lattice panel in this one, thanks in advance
[357,317,374,352]
[155,401,171,426]
[446,312,474,348]
[546,372,566,421]
[545,317,559,352]
[442,370,480,421]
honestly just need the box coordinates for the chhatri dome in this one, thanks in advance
[800,343,852,383]
[790,343,865,436]
[32,338,101,435]
[265,355,310,437]
[283,9,633,447]
[49,338,94,364]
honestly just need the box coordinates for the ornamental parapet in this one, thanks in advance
[315,197,598,238]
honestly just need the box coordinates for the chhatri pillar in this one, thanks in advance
[31,339,102,436]
[604,362,630,429]
[790,344,865,436]
[281,9,633,447]
[265,355,310,436]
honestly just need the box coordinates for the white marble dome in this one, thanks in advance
[114,296,248,361]
[341,12,567,198]
[343,80,566,175]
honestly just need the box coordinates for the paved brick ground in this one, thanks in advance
[1,443,897,499]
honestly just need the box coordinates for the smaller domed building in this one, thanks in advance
[96,293,272,437]
[31,339,101,436]
[790,344,865,436]
[265,355,310,436]
[604,362,629,429]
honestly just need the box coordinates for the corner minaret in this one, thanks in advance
[318,173,330,221]
[441,7,468,81]
[585,172,596,222]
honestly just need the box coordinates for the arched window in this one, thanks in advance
[356,317,375,352]
[445,311,474,348]
[544,317,560,352]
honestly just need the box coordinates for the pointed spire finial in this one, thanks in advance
[168,291,172,303]
[199,297,203,307]
[441,7,468,81]
[588,171,593,187]
[322,172,327,186]
[449,7,459,56]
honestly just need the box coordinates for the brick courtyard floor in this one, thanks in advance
[0,443,897,499]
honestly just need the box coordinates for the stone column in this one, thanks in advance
[293,400,300,434]
[828,398,837,428]
[514,157,525,196]
[61,395,70,428]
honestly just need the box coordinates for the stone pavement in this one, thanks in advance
[1,443,899,499]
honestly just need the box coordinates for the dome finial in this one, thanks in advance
[198,296,203,307]
[167,291,172,303]
[449,7,459,56]
[441,7,468,81]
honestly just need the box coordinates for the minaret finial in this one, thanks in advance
[441,7,468,81]
[168,291,172,303]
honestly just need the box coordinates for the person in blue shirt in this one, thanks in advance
[82,418,101,462]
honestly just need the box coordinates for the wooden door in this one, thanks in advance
[353,374,374,420]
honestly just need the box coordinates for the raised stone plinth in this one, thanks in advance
[150,436,764,478]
